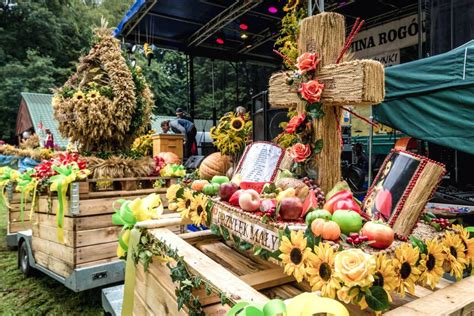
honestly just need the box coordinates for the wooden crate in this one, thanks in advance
[152,134,184,161]
[7,192,34,234]
[31,178,176,278]
[132,222,474,316]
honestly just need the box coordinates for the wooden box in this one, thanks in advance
[31,179,173,278]
[131,219,474,316]
[7,191,34,235]
[152,134,183,161]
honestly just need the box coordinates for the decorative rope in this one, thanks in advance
[342,106,379,128]
[336,18,365,64]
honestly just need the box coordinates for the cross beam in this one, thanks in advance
[188,0,263,48]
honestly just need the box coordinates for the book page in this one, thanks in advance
[237,143,283,182]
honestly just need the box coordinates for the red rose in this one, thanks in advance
[285,113,306,134]
[299,80,324,104]
[289,143,311,163]
[296,52,320,73]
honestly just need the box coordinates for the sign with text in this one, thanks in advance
[212,206,280,251]
[235,142,284,183]
[352,14,426,60]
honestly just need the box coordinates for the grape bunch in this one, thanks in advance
[346,233,369,245]
[431,217,452,229]
[302,177,325,204]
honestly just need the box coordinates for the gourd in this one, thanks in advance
[311,219,341,241]
[199,153,232,180]
[191,180,209,192]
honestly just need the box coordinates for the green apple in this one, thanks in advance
[203,183,220,195]
[305,209,332,225]
[211,175,230,185]
[331,210,362,235]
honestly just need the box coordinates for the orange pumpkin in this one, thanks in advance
[191,180,209,192]
[156,152,181,165]
[199,153,232,180]
[311,219,341,241]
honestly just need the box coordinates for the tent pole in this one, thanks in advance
[212,59,217,126]
[368,105,374,187]
[189,55,195,121]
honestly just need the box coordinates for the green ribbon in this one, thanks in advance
[112,200,138,256]
[15,169,38,222]
[121,228,141,316]
[0,167,20,209]
[228,300,287,316]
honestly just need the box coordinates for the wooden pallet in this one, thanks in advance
[31,178,176,278]
[7,192,33,234]
[133,222,474,316]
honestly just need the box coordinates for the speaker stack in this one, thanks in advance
[251,91,288,141]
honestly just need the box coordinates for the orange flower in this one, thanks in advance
[285,113,306,134]
[299,80,324,104]
[296,52,320,73]
[289,143,311,163]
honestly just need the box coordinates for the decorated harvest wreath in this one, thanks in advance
[53,23,153,152]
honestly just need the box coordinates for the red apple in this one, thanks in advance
[333,198,362,214]
[229,190,244,206]
[279,197,303,221]
[361,221,394,249]
[239,189,261,212]
[219,182,239,202]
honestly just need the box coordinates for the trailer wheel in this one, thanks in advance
[19,241,32,276]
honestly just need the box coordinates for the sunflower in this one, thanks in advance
[442,231,467,280]
[73,90,86,101]
[166,184,182,202]
[230,117,245,132]
[452,224,474,265]
[306,243,340,299]
[279,230,312,282]
[176,189,195,219]
[190,193,208,226]
[373,253,398,301]
[419,239,445,289]
[87,89,101,101]
[392,243,421,297]
[283,0,300,11]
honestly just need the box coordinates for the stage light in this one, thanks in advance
[246,44,253,49]
[240,33,248,39]
[268,6,278,14]
[216,38,224,44]
[239,23,248,30]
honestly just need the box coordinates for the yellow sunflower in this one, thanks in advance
[279,230,312,282]
[452,224,474,265]
[373,253,398,301]
[418,239,445,289]
[306,243,341,299]
[190,194,208,226]
[230,116,245,132]
[176,189,194,219]
[392,243,421,297]
[166,184,182,202]
[442,231,467,280]
[73,90,86,101]
[337,286,368,310]
[283,0,300,11]
[87,89,101,101]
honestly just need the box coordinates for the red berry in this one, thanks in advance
[346,237,354,243]
[354,237,360,243]
[350,233,359,238]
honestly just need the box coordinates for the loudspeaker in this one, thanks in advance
[251,91,287,141]
[184,155,205,169]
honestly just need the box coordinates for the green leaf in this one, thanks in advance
[210,224,221,236]
[304,226,315,250]
[284,226,291,239]
[205,283,212,296]
[365,286,389,311]
[221,226,230,240]
[313,139,324,154]
[176,187,185,199]
[240,242,253,251]
[432,222,441,231]
[254,246,263,256]
[409,236,427,254]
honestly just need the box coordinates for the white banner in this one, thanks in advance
[352,14,426,59]
[371,49,400,66]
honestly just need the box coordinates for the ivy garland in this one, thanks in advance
[133,230,230,316]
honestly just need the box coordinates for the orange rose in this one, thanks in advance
[285,113,306,134]
[296,52,319,73]
[299,80,324,104]
[289,143,311,163]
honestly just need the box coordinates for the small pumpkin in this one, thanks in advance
[199,152,232,180]
[156,152,181,165]
[311,219,341,241]
[191,180,209,192]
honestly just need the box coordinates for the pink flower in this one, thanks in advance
[299,80,324,104]
[296,52,320,73]
[285,113,306,134]
[289,143,311,163]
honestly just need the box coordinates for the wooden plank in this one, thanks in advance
[240,268,294,290]
[32,237,75,265]
[179,230,220,245]
[76,241,118,264]
[75,226,121,247]
[261,284,302,300]
[148,228,269,306]
[8,221,32,233]
[385,276,474,316]
[9,210,33,222]
[203,304,230,316]
[76,257,121,269]
[133,291,149,316]
[75,214,114,231]
[34,213,74,231]
[34,250,73,278]
[32,223,75,246]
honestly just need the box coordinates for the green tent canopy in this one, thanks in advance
[373,40,474,155]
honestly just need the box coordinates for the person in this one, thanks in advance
[235,106,247,116]
[175,107,192,121]
[161,118,197,159]
[44,129,55,149]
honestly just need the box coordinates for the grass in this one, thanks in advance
[0,207,104,315]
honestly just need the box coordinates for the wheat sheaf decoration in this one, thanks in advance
[53,21,153,152]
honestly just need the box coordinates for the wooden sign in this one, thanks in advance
[363,150,445,236]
